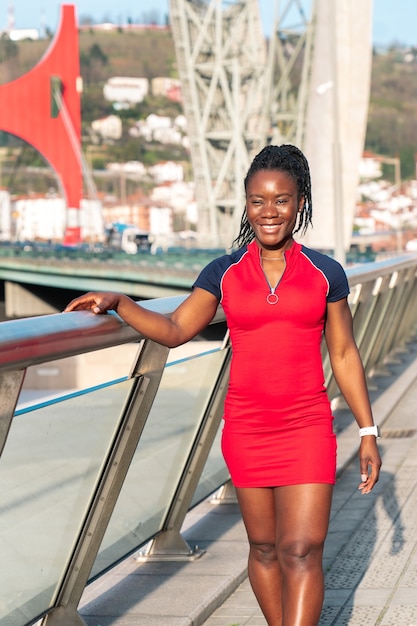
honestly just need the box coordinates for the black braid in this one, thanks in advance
[233,144,313,249]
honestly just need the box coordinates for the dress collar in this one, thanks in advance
[248,239,301,261]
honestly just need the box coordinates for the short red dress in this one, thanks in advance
[193,241,350,488]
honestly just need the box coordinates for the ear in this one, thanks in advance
[298,196,305,212]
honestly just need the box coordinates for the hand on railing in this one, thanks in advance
[65,291,122,315]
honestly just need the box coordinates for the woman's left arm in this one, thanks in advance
[325,298,381,493]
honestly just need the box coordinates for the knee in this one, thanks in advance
[249,541,278,566]
[277,537,324,572]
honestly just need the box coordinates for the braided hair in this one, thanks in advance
[233,144,313,249]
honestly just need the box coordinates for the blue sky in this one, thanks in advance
[3,1,417,47]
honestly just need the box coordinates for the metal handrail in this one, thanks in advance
[0,255,415,372]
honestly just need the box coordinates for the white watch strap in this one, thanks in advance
[359,425,380,438]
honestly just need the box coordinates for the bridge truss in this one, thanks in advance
[169,0,315,248]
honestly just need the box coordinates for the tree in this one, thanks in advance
[0,34,19,63]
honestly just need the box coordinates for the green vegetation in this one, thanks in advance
[0,28,416,182]
[366,48,417,180]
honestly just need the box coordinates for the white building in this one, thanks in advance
[103,77,149,106]
[14,197,66,241]
[152,127,182,145]
[149,206,172,236]
[151,77,182,102]
[11,197,104,242]
[148,161,184,184]
[8,28,39,41]
[91,115,123,141]
[174,115,187,131]
[151,181,194,212]
[150,181,198,229]
[146,114,172,131]
[359,153,383,180]
[129,113,185,145]
[106,161,147,177]
[0,189,11,240]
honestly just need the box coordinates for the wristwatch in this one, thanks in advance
[359,425,380,438]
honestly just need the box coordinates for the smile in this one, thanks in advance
[259,223,282,230]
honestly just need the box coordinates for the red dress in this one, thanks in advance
[193,241,350,487]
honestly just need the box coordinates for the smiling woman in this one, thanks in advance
[64,143,381,626]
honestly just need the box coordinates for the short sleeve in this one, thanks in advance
[326,261,350,302]
[193,250,244,301]
[301,246,350,303]
[193,257,225,301]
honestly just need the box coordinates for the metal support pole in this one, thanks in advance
[138,347,231,561]
[41,340,169,625]
[0,369,26,457]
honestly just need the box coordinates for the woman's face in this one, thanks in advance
[245,169,303,251]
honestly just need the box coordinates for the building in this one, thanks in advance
[151,77,182,103]
[148,161,184,184]
[91,115,123,141]
[103,77,149,107]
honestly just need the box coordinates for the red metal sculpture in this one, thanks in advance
[0,4,83,244]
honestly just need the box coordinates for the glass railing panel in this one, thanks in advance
[91,347,227,578]
[18,343,142,405]
[0,379,135,626]
[191,421,229,507]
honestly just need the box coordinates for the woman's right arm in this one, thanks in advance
[64,287,220,348]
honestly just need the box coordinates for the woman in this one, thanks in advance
[65,144,381,625]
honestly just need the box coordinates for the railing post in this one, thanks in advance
[41,340,169,626]
[211,479,238,504]
[0,369,26,457]
[40,606,87,626]
[138,347,232,561]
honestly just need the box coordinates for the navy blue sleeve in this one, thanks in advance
[302,247,350,302]
[192,257,226,301]
[326,261,350,302]
[193,250,244,301]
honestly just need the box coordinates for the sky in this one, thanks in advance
[2,0,417,48]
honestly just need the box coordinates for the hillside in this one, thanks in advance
[1,28,417,179]
[366,48,417,179]
[0,27,176,83]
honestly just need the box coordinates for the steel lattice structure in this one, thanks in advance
[169,0,314,247]
[267,0,315,147]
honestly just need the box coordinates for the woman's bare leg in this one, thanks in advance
[236,483,333,626]
[274,484,333,625]
[236,487,282,624]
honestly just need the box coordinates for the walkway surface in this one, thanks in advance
[79,340,417,626]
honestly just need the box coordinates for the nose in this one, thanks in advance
[262,200,279,217]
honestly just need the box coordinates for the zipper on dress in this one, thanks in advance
[259,251,286,305]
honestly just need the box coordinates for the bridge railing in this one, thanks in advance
[0,254,416,626]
